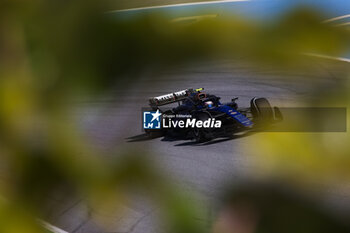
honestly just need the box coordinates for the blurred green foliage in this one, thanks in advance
[213,182,350,233]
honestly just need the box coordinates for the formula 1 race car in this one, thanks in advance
[145,88,282,142]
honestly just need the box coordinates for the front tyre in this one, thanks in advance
[250,97,274,123]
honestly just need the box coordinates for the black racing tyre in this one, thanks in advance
[192,112,213,142]
[250,97,273,122]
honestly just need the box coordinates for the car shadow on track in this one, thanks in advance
[127,131,256,145]
[126,134,186,142]
[174,131,256,146]
[126,134,154,142]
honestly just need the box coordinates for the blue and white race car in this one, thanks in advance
[146,88,282,142]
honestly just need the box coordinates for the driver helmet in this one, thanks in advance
[205,101,214,108]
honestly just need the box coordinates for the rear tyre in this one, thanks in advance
[250,97,273,122]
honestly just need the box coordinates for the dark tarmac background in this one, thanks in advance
[1,1,350,233]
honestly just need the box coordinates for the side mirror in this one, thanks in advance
[232,97,239,102]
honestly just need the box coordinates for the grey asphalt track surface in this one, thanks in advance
[44,59,349,233]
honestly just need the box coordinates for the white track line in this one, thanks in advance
[38,220,69,233]
[323,14,350,23]
[304,53,350,63]
[108,0,249,13]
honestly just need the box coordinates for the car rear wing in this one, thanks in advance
[149,88,203,107]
